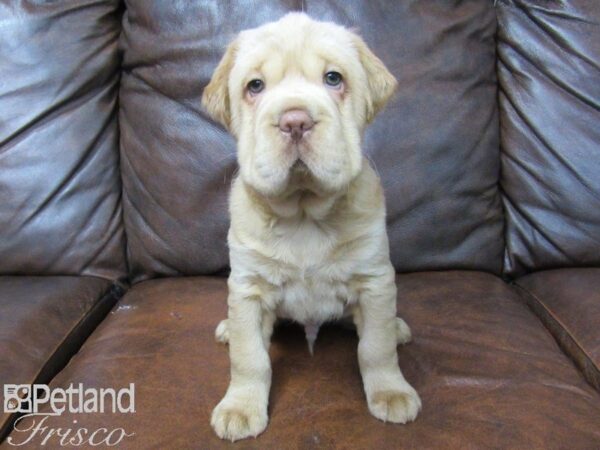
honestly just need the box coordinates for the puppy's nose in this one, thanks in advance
[279,109,314,141]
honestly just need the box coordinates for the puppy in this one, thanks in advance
[202,13,421,442]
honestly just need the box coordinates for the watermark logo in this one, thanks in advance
[4,385,33,414]
[4,383,136,447]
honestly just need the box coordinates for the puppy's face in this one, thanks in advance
[203,13,397,197]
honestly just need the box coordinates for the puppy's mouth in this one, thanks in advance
[288,158,314,187]
[291,159,309,174]
[282,139,313,176]
[284,143,338,195]
[286,158,331,196]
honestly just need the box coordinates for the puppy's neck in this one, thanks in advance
[246,183,344,222]
[270,190,342,221]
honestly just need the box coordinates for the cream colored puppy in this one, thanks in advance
[202,13,421,442]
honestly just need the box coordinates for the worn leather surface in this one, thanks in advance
[517,268,600,392]
[119,0,503,282]
[8,273,600,449]
[0,0,126,280]
[0,276,113,439]
[497,0,600,277]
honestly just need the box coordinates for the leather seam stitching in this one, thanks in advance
[515,283,600,385]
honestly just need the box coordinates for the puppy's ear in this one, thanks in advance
[202,39,239,130]
[352,35,398,123]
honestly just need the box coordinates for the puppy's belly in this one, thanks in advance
[275,277,357,326]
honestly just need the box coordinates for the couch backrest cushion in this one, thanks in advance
[0,0,127,281]
[497,0,600,277]
[120,0,503,282]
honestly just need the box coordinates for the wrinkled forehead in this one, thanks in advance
[232,17,361,81]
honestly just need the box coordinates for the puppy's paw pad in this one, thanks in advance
[395,317,412,345]
[211,401,267,442]
[369,388,421,424]
[215,319,229,344]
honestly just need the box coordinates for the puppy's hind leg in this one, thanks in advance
[216,310,275,347]
[215,319,229,344]
[395,317,412,345]
[352,307,411,345]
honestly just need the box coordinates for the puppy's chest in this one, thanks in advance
[276,273,358,325]
[264,221,363,325]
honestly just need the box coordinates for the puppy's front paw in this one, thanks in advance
[368,384,421,424]
[211,392,268,441]
[395,317,412,345]
[215,319,229,344]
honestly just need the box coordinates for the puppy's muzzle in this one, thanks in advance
[279,108,314,142]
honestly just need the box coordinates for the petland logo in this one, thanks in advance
[4,383,135,447]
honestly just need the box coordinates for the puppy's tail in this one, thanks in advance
[304,322,320,356]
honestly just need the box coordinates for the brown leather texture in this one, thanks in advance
[7,273,600,449]
[0,1,127,281]
[0,276,115,439]
[517,268,600,392]
[119,1,503,282]
[497,0,600,277]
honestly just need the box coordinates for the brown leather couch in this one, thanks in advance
[1,1,599,448]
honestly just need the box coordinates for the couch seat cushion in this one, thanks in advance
[0,276,117,439]
[5,273,599,449]
[517,268,600,391]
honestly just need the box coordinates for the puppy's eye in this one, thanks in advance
[247,79,265,94]
[324,71,343,87]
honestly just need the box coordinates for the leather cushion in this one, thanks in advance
[0,0,127,280]
[10,273,600,448]
[497,0,600,277]
[0,276,117,439]
[517,268,600,391]
[119,0,503,282]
